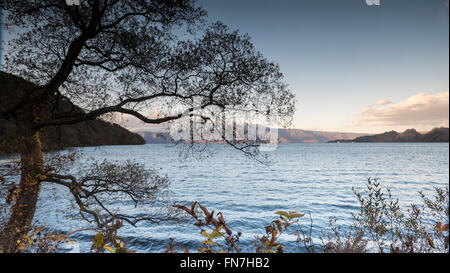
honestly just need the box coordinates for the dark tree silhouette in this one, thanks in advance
[0,0,295,252]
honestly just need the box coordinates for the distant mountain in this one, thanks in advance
[277,129,366,143]
[136,128,367,144]
[136,131,172,144]
[328,128,449,143]
[0,71,145,155]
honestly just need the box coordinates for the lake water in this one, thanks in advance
[10,143,450,252]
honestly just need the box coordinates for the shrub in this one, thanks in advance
[175,178,448,253]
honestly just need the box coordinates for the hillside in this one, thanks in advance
[277,129,366,143]
[328,128,449,143]
[136,128,367,144]
[0,71,145,155]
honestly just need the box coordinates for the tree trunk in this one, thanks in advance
[0,124,44,252]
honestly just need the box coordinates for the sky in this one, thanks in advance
[1,0,449,134]
[196,0,449,133]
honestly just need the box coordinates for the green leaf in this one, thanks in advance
[200,230,210,239]
[93,233,104,249]
[289,212,305,219]
[275,211,290,219]
[115,247,128,253]
[210,230,224,239]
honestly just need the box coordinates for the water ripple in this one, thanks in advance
[25,143,449,252]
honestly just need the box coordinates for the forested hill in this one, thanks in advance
[328,128,449,143]
[0,71,145,155]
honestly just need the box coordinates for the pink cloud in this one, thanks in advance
[355,92,449,128]
[376,99,392,106]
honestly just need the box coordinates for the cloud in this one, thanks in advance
[355,92,449,129]
[376,99,392,106]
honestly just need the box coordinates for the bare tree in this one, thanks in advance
[0,0,295,252]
